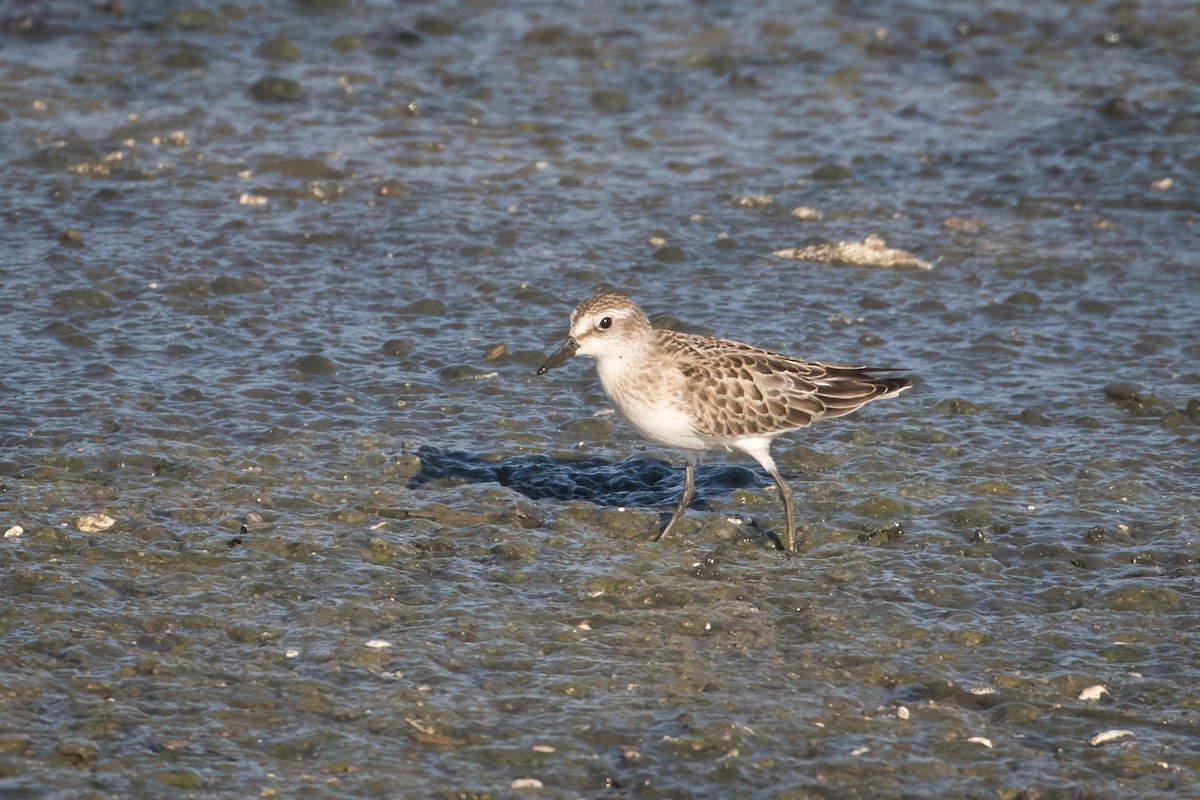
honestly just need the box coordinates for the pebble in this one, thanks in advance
[1078,685,1108,701]
[249,75,305,103]
[3,525,23,538]
[76,513,115,533]
[967,736,993,748]
[589,89,629,113]
[59,228,85,248]
[364,639,392,649]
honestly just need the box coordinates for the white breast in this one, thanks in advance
[594,355,708,451]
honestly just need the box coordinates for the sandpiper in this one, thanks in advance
[537,294,911,552]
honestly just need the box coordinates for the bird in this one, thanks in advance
[536,293,911,552]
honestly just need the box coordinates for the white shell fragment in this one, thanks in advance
[731,195,774,207]
[3,525,23,538]
[790,205,823,220]
[1078,685,1109,701]
[967,736,994,748]
[774,234,931,269]
[511,778,544,789]
[76,514,116,532]
[1089,729,1133,746]
[364,639,392,649]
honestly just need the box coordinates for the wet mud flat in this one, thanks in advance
[2,0,1200,797]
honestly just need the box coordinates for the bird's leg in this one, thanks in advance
[655,459,695,542]
[765,465,797,553]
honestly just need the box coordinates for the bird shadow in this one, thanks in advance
[408,445,769,512]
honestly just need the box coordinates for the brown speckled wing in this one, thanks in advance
[661,331,909,437]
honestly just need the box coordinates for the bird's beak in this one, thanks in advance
[536,337,578,375]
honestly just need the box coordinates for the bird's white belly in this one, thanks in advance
[621,403,708,450]
[595,357,709,451]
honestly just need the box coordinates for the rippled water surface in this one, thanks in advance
[2,0,1198,797]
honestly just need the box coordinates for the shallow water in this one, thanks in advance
[1,0,1198,797]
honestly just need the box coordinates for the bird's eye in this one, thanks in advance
[598,317,612,330]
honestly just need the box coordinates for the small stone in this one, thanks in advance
[3,525,23,538]
[415,15,455,35]
[811,164,853,181]
[1019,407,1052,426]
[652,245,686,263]
[158,769,204,790]
[483,343,507,361]
[364,639,391,649]
[1161,410,1184,430]
[375,179,410,197]
[210,275,267,295]
[295,0,349,11]
[170,8,228,32]
[1085,525,1106,543]
[967,736,993,748]
[439,365,493,381]
[399,298,445,315]
[59,228,85,248]
[292,354,338,375]
[1098,96,1127,118]
[1078,685,1108,701]
[381,339,412,357]
[1104,382,1140,402]
[53,739,99,766]
[332,35,367,52]
[1098,584,1183,612]
[162,50,207,69]
[249,76,305,103]
[76,513,115,533]
[590,89,630,113]
[53,288,114,310]
[258,37,300,61]
[937,398,981,415]
[1005,290,1042,305]
[1077,299,1114,315]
